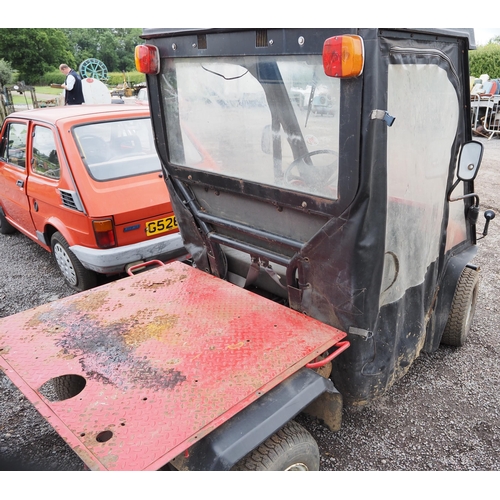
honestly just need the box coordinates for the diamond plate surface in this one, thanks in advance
[0,261,346,470]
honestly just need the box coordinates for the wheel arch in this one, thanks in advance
[168,368,339,471]
[423,245,478,352]
[43,220,76,251]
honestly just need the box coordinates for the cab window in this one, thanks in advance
[32,126,61,179]
[72,117,161,181]
[1,122,28,168]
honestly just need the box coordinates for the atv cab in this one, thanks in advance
[137,28,490,406]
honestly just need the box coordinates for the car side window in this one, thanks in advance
[1,122,28,168]
[32,126,61,179]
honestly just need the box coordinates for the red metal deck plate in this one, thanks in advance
[0,261,346,470]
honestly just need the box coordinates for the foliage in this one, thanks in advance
[61,29,143,73]
[469,41,500,79]
[0,58,14,87]
[107,71,146,87]
[0,29,143,85]
[38,70,145,88]
[0,29,74,84]
[39,70,67,87]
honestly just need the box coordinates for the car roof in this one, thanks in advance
[7,104,150,126]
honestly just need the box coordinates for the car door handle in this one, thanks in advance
[16,179,24,188]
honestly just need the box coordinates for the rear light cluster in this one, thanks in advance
[323,35,364,78]
[135,45,160,75]
[93,219,116,248]
[136,35,365,79]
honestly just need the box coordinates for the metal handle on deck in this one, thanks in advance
[126,259,165,276]
[305,340,350,369]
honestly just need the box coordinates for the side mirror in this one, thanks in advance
[457,140,483,181]
[448,140,483,203]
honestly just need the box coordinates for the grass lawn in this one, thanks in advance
[9,86,65,105]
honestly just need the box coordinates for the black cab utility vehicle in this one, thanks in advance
[0,28,494,471]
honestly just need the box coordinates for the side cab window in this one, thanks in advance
[31,125,61,179]
[0,122,28,168]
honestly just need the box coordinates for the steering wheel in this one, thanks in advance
[79,135,110,164]
[284,149,338,187]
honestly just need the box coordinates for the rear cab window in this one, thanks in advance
[163,55,341,201]
[72,117,161,181]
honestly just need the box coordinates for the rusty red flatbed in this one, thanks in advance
[0,261,346,470]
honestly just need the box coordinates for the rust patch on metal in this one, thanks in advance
[72,290,110,312]
[24,290,109,331]
[122,312,179,347]
[130,272,188,291]
[53,314,187,391]
[20,301,187,392]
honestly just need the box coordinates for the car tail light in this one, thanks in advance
[135,44,160,75]
[93,219,116,249]
[323,35,364,78]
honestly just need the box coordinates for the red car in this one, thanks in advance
[0,105,186,291]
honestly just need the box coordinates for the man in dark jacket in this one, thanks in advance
[59,64,85,105]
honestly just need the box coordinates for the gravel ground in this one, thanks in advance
[0,136,499,472]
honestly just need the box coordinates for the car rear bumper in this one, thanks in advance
[70,232,187,274]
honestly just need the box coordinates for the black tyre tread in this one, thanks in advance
[0,210,16,235]
[441,267,480,347]
[231,420,319,471]
[53,375,86,400]
[51,231,97,291]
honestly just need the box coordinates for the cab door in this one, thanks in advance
[0,120,36,235]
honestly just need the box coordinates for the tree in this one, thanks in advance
[61,29,142,73]
[0,29,74,84]
[0,58,14,87]
[469,40,500,79]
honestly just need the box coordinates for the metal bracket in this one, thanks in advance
[371,109,396,127]
[348,326,373,340]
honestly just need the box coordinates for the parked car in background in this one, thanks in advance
[135,87,149,106]
[0,105,186,291]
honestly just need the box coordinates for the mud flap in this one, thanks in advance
[169,367,341,471]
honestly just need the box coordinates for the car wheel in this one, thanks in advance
[0,210,16,235]
[51,232,97,291]
[441,267,480,347]
[231,420,320,471]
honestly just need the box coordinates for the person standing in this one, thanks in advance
[59,64,85,105]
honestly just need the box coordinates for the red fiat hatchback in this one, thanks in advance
[0,105,186,291]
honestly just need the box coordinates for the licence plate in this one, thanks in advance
[145,215,178,236]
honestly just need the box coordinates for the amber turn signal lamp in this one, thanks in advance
[93,219,116,249]
[323,35,364,78]
[135,44,160,75]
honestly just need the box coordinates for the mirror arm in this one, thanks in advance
[448,192,479,205]
[448,179,479,206]
[447,178,461,201]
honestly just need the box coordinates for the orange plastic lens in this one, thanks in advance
[93,220,113,232]
[135,45,160,75]
[323,35,364,78]
[93,219,116,248]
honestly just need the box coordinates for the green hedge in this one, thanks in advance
[469,44,500,79]
[37,70,146,87]
[39,71,65,86]
[106,71,146,86]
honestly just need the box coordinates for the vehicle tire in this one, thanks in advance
[441,267,480,347]
[52,375,86,401]
[51,231,97,291]
[231,420,320,471]
[0,210,16,234]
